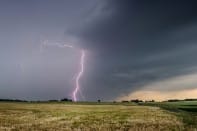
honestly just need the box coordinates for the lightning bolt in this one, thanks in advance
[40,40,73,52]
[40,40,85,102]
[73,50,85,102]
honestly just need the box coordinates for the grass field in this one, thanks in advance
[0,102,196,131]
[140,100,197,130]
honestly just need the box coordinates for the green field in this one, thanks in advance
[0,102,196,131]
[141,101,197,130]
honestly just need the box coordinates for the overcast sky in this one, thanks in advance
[1,0,197,101]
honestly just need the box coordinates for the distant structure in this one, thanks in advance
[130,99,143,103]
[61,98,72,102]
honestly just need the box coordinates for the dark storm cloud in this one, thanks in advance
[1,0,197,101]
[67,0,197,100]
[68,0,197,52]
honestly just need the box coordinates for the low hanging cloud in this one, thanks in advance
[117,72,197,101]
[117,89,197,101]
[65,0,197,101]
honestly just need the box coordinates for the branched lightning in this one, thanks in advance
[40,40,85,102]
[40,40,73,52]
[73,50,85,102]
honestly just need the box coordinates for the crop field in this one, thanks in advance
[141,100,197,130]
[163,101,197,112]
[0,102,196,131]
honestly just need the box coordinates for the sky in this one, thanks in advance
[0,0,197,101]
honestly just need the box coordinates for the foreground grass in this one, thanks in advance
[0,102,187,131]
[140,101,197,130]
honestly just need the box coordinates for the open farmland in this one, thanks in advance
[0,102,192,131]
[141,100,197,130]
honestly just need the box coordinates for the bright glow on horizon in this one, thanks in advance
[117,72,197,101]
[117,88,197,101]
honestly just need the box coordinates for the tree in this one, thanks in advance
[61,98,72,102]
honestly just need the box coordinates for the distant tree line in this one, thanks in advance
[0,98,197,103]
[0,98,73,102]
[166,98,197,102]
[0,99,27,102]
[121,99,155,103]
[121,98,197,103]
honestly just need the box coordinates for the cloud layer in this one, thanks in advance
[117,72,197,101]
[1,0,197,100]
